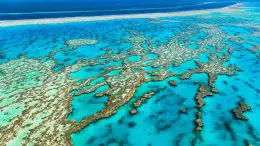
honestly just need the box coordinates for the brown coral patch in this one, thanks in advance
[232,102,251,120]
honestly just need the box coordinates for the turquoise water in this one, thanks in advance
[0,2,260,146]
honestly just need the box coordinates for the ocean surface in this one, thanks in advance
[0,1,260,146]
[0,1,237,20]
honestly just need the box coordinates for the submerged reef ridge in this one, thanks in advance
[0,4,260,145]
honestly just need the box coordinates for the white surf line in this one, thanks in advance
[0,3,243,27]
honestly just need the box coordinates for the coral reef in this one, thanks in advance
[232,102,251,120]
[133,91,155,108]
[195,111,203,131]
[0,58,77,145]
[66,38,98,49]
[0,25,238,145]
[168,80,177,86]
[179,108,187,114]
[129,109,137,115]
[195,85,213,108]
[193,85,213,131]
[181,54,241,90]
[249,46,260,59]
[1,9,259,145]
[151,38,206,67]
[128,91,155,115]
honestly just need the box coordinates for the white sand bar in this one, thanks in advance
[0,3,243,27]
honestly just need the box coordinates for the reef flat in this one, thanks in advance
[0,2,260,146]
[0,57,93,145]
[0,58,74,145]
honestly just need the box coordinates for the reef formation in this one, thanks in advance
[0,58,76,145]
[0,6,260,146]
[232,102,251,120]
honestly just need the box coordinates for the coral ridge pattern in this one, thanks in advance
[0,5,260,146]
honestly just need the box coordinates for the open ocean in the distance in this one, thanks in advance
[0,0,238,20]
